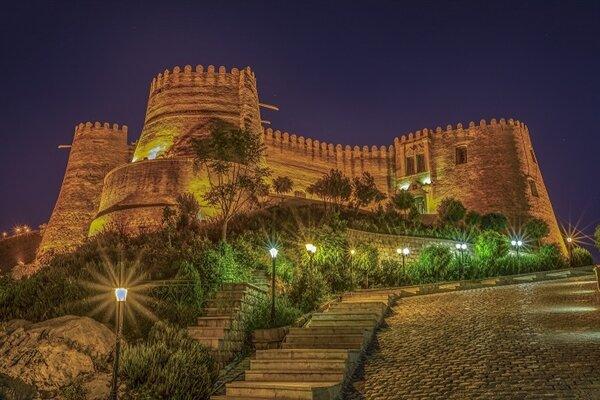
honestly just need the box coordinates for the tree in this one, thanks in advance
[192,121,270,241]
[474,230,509,260]
[595,225,600,250]
[306,169,352,208]
[389,190,414,219]
[351,172,386,209]
[272,176,294,196]
[480,212,508,232]
[522,218,549,246]
[437,198,466,225]
[464,211,482,228]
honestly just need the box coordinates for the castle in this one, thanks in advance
[36,64,565,260]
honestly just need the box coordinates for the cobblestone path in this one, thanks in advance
[348,275,600,399]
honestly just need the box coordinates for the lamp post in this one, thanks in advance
[110,287,127,400]
[305,243,317,268]
[396,247,410,285]
[455,243,467,279]
[510,239,523,256]
[566,237,573,266]
[269,247,278,325]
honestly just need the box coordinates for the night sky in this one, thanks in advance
[1,1,598,255]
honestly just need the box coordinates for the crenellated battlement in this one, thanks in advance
[74,121,128,137]
[149,65,256,93]
[393,117,529,144]
[262,127,393,161]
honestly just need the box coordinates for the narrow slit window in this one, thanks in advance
[416,154,426,173]
[530,149,537,164]
[455,146,467,165]
[529,180,539,197]
[406,156,415,175]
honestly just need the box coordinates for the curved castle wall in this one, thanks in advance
[133,65,261,161]
[37,122,128,260]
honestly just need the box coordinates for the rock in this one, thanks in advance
[0,315,116,394]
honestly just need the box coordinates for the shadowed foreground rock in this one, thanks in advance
[0,315,115,398]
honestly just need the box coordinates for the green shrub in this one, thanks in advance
[289,263,329,313]
[464,211,482,228]
[121,321,216,400]
[571,247,593,267]
[474,230,509,260]
[480,213,508,232]
[244,295,303,332]
[411,244,454,283]
[537,244,566,270]
[437,198,466,224]
[522,218,549,244]
[350,242,379,288]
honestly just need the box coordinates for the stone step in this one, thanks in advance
[288,327,370,336]
[322,308,384,317]
[245,369,345,382]
[204,307,240,317]
[250,358,348,371]
[282,341,362,350]
[214,290,259,302]
[307,320,378,328]
[196,316,233,328]
[311,312,380,320]
[221,282,267,294]
[205,298,248,308]
[327,302,387,312]
[187,326,228,339]
[284,335,366,348]
[225,381,341,400]
[195,337,223,349]
[255,349,354,361]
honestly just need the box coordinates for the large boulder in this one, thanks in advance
[0,315,116,396]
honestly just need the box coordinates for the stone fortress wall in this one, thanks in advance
[37,123,129,259]
[37,64,566,261]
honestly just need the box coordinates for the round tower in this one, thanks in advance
[132,65,261,161]
[37,122,129,261]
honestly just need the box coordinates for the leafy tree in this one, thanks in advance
[272,176,294,196]
[480,212,509,232]
[351,172,386,209]
[191,121,270,241]
[522,218,549,246]
[390,190,414,219]
[571,247,594,267]
[307,169,352,208]
[437,198,466,224]
[595,225,600,250]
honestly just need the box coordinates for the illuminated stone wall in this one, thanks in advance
[133,65,261,161]
[0,232,41,274]
[37,123,129,260]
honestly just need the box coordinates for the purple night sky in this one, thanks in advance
[1,1,598,256]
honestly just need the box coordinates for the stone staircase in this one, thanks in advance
[212,291,391,399]
[188,282,267,367]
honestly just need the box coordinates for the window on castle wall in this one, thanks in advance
[530,149,537,164]
[529,180,539,197]
[416,154,426,173]
[405,156,415,175]
[455,146,467,165]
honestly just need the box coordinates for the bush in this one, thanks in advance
[437,198,466,224]
[350,242,379,288]
[480,213,508,232]
[121,321,216,400]
[244,295,303,332]
[537,244,566,270]
[474,230,509,260]
[464,211,482,228]
[288,263,329,313]
[571,247,593,267]
[411,244,454,283]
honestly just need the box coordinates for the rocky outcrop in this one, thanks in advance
[0,315,115,397]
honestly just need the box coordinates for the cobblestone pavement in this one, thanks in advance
[347,275,600,399]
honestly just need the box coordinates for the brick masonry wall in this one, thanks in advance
[347,228,461,262]
[133,65,261,161]
[37,123,128,260]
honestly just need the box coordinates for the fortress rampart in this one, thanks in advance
[37,64,566,261]
[37,122,129,259]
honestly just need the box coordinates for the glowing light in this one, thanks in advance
[396,248,402,254]
[422,176,432,185]
[566,237,573,243]
[350,249,356,255]
[517,240,523,246]
[455,243,461,250]
[461,243,467,250]
[114,288,128,302]
[269,247,278,259]
[2,232,6,238]
[402,247,410,255]
[305,243,317,254]
[399,182,410,191]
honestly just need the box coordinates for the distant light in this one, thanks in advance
[114,288,128,302]
[269,247,278,259]
[517,240,523,247]
[2,232,6,238]
[455,243,461,250]
[396,248,402,254]
[399,182,410,191]
[402,247,410,255]
[566,237,573,243]
[422,176,432,185]
[461,243,467,250]
[350,249,356,255]
[305,243,317,254]
[511,240,517,246]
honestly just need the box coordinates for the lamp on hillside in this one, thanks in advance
[109,287,127,400]
[455,243,467,279]
[396,247,410,286]
[510,239,523,256]
[305,243,317,268]
[566,236,574,266]
[269,247,278,325]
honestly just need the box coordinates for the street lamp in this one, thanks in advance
[305,243,316,267]
[511,239,523,256]
[110,287,127,400]
[455,243,467,279]
[396,247,410,286]
[566,236,573,266]
[269,247,278,325]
